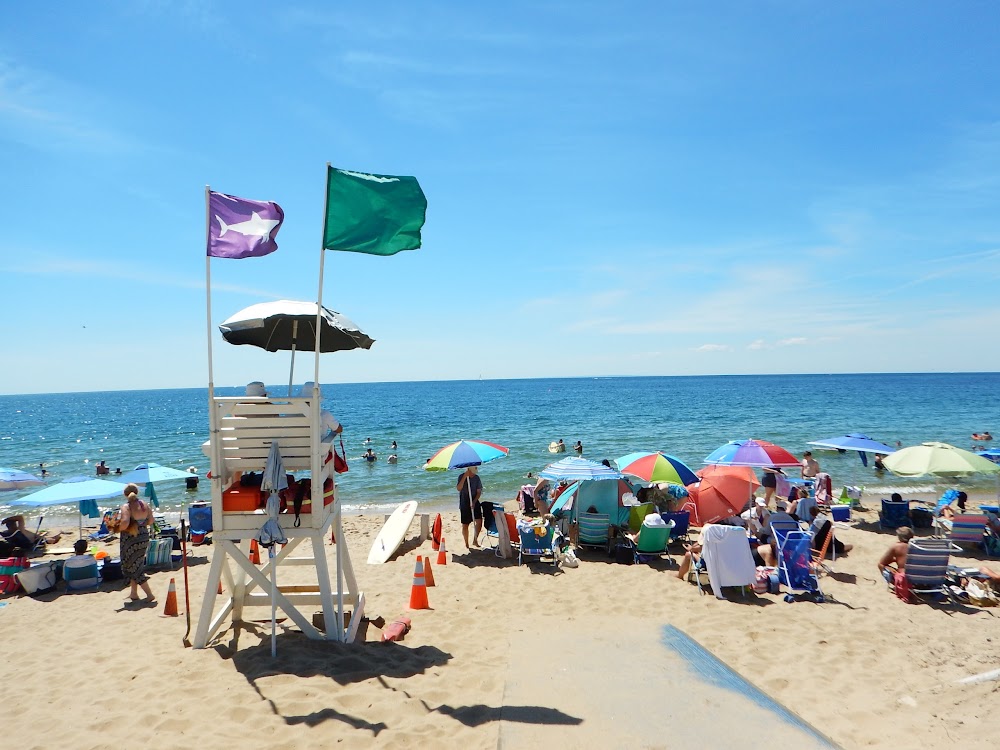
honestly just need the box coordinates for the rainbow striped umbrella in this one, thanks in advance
[614,451,698,486]
[423,440,509,471]
[704,439,799,467]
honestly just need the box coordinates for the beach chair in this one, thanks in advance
[145,538,174,569]
[517,520,556,566]
[776,530,823,602]
[809,517,836,574]
[894,538,951,602]
[88,514,115,542]
[493,509,516,559]
[690,524,756,599]
[933,514,987,553]
[188,502,213,537]
[62,557,101,592]
[626,519,675,564]
[480,501,499,549]
[879,498,910,530]
[661,510,690,544]
[576,512,613,555]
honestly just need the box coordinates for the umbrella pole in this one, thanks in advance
[270,546,278,657]
[287,320,299,397]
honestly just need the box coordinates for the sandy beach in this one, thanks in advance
[3,490,999,750]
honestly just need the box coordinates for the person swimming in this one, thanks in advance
[364,448,377,462]
[972,431,993,441]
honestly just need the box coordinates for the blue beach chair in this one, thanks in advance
[879,498,910,530]
[897,538,951,602]
[776,530,823,602]
[62,557,101,592]
[661,510,690,544]
[517,521,556,566]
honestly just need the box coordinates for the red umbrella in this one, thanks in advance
[696,464,760,484]
[684,471,760,526]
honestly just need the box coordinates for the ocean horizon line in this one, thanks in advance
[3,370,999,398]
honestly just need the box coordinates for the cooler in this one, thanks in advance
[830,505,851,522]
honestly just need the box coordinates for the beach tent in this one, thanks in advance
[552,478,637,526]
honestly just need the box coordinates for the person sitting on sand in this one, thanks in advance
[808,506,853,557]
[978,566,1000,583]
[877,526,914,584]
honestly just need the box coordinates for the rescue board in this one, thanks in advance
[367,501,418,564]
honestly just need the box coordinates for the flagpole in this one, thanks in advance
[317,162,344,641]
[205,186,215,391]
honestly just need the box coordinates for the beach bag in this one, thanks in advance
[0,556,29,594]
[333,437,349,474]
[754,566,776,594]
[982,534,1000,558]
[966,579,998,607]
[893,571,914,604]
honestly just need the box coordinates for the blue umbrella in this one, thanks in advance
[115,462,194,485]
[539,457,623,482]
[0,468,45,492]
[807,433,896,467]
[977,449,1000,464]
[12,476,128,536]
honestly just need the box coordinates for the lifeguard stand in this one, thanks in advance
[192,393,365,648]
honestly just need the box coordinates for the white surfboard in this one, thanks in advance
[367,501,418,564]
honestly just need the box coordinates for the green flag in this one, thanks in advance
[323,166,427,256]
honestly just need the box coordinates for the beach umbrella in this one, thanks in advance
[684,472,758,526]
[423,440,509,471]
[115,462,194,485]
[978,449,1000,464]
[11,476,127,536]
[538,457,623,482]
[703,439,799,468]
[807,433,896,467]
[0,468,45,492]
[614,451,698,486]
[882,442,1000,478]
[696,464,761,484]
[256,441,288,658]
[219,300,374,396]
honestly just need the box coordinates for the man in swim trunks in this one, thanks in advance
[457,466,483,549]
[800,451,819,479]
[877,526,914,584]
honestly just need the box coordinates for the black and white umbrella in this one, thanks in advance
[219,300,374,395]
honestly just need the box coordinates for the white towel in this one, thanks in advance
[700,524,757,599]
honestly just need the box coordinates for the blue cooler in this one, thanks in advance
[830,505,851,522]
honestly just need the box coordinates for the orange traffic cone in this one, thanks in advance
[431,513,442,550]
[217,579,224,595]
[436,536,448,566]
[409,556,430,610]
[424,557,436,587]
[161,578,179,617]
[250,539,261,565]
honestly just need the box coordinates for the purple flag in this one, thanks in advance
[207,191,284,259]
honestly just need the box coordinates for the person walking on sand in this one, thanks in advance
[457,466,483,549]
[118,483,156,605]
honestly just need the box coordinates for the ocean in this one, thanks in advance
[1,373,998,524]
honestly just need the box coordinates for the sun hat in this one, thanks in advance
[298,381,323,397]
[246,381,267,397]
[755,497,767,507]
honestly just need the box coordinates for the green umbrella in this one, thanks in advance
[882,442,1000,478]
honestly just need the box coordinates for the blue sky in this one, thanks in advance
[2,2,999,395]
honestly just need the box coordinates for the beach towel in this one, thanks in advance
[699,524,757,599]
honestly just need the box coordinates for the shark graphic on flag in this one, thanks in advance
[207,191,285,259]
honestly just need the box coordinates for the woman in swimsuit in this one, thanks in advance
[119,484,156,604]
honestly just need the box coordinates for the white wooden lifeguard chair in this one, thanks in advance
[192,392,364,648]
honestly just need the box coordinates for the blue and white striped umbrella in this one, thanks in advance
[539,457,623,482]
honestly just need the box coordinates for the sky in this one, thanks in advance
[2,2,999,395]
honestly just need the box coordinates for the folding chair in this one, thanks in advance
[516,520,556,566]
[689,524,756,599]
[576,512,613,555]
[62,557,101,592]
[896,538,952,602]
[660,510,690,544]
[626,519,675,564]
[480,501,499,549]
[933,514,987,553]
[879,499,910,530]
[776,530,823,602]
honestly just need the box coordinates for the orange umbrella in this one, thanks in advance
[696,464,761,484]
[684,471,760,526]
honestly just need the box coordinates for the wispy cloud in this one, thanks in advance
[0,58,136,154]
[695,343,731,352]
